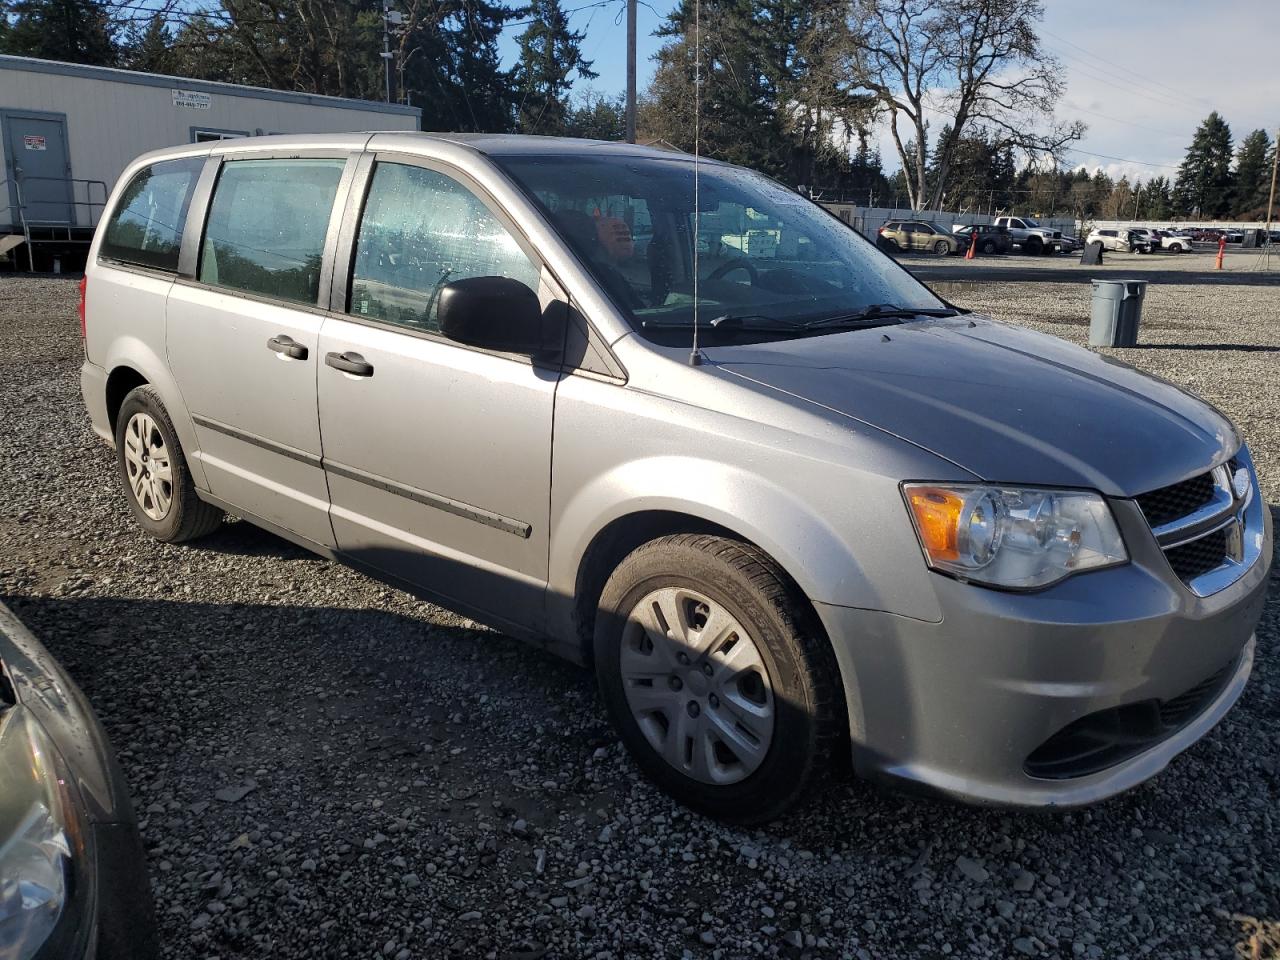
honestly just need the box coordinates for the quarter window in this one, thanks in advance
[199,158,346,305]
[349,161,541,333]
[99,157,203,271]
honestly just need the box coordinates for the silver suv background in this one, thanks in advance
[80,133,1271,821]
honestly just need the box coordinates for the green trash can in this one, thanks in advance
[1089,279,1148,346]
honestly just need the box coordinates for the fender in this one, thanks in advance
[548,453,944,631]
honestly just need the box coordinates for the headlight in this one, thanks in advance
[0,709,88,960]
[903,483,1127,589]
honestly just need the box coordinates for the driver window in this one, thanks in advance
[349,161,541,333]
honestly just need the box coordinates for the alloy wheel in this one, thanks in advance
[619,587,775,785]
[123,412,173,521]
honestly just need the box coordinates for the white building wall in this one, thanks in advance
[1,59,419,228]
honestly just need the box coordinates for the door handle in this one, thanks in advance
[268,334,308,360]
[325,351,374,377]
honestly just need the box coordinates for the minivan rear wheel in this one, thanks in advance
[594,534,843,823]
[115,386,223,543]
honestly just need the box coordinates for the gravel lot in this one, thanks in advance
[1,270,1277,960]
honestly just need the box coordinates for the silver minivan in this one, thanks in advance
[80,134,1271,822]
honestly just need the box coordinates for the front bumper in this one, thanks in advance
[815,497,1272,807]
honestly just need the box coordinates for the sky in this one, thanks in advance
[496,0,1280,184]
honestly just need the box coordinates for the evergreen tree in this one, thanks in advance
[433,0,518,132]
[1172,111,1234,218]
[1143,175,1173,220]
[1233,129,1272,218]
[1,0,116,65]
[566,91,626,141]
[644,0,788,173]
[643,0,871,187]
[120,13,175,74]
[514,0,597,135]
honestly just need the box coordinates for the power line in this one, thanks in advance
[1041,28,1215,110]
[1044,47,1207,116]
[1063,146,1180,171]
[1064,102,1187,140]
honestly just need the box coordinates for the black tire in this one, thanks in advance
[593,534,844,823]
[981,239,997,255]
[115,385,224,543]
[1024,236,1042,255]
[933,239,949,255]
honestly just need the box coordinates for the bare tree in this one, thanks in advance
[847,0,1083,210]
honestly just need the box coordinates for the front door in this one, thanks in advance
[317,156,560,632]
[167,154,353,547]
[3,112,73,225]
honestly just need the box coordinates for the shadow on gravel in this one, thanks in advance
[191,517,314,560]
[1134,343,1280,353]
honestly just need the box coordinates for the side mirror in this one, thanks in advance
[437,276,560,355]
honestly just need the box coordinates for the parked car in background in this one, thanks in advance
[991,216,1063,255]
[951,223,1012,255]
[1222,229,1244,244]
[80,134,1270,821]
[1162,232,1195,253]
[1086,228,1140,252]
[0,602,158,960]
[1129,228,1162,250]
[878,220,968,255]
[1058,233,1083,254]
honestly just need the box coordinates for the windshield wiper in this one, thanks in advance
[640,313,802,332]
[801,303,958,329]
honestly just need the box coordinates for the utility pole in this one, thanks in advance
[1265,126,1279,242]
[625,0,637,143]
[381,1,395,104]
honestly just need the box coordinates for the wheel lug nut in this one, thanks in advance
[687,701,700,718]
[668,676,683,691]
[701,662,714,677]
[676,652,690,665]
[708,693,719,708]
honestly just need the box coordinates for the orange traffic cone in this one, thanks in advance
[965,237,976,260]
[1216,236,1226,270]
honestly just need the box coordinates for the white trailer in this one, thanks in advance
[1,54,420,269]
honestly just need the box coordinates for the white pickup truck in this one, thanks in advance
[992,216,1063,255]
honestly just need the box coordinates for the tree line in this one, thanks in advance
[0,0,1082,205]
[879,113,1275,223]
[0,0,626,138]
[1,0,1273,222]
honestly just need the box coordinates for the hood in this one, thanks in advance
[710,316,1238,496]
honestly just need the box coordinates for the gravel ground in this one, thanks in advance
[1,272,1277,960]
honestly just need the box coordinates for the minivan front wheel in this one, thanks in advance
[115,386,223,542]
[594,534,843,823]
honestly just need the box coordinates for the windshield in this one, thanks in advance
[1022,218,1041,227]
[495,154,947,344]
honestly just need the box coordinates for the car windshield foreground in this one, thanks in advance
[80,133,1271,824]
[495,153,949,344]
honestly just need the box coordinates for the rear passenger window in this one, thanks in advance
[100,157,203,271]
[199,158,345,305]
[349,161,540,333]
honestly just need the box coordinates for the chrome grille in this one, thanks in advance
[1136,472,1216,528]
[1135,453,1259,597]
[1165,528,1229,581]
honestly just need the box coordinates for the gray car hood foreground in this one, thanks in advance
[711,316,1239,497]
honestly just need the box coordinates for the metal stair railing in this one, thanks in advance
[1,176,108,271]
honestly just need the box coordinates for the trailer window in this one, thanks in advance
[99,157,204,272]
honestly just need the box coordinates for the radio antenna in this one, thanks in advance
[688,0,703,366]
